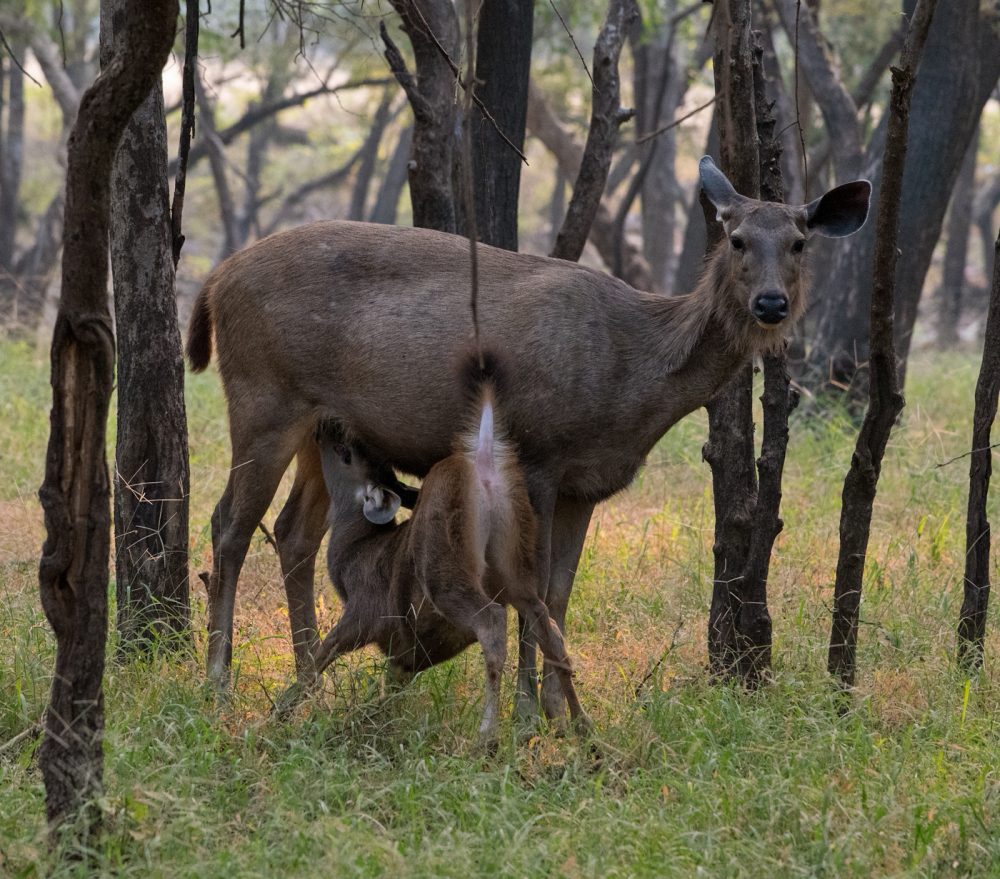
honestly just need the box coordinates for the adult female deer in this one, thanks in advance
[188,157,870,717]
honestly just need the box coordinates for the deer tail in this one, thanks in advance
[458,351,516,514]
[186,276,215,372]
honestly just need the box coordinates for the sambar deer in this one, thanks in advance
[274,356,589,745]
[188,157,870,717]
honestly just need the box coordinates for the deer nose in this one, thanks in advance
[752,291,789,325]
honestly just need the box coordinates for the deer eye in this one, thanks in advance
[792,239,805,254]
[731,235,745,252]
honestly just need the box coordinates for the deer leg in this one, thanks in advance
[273,608,369,718]
[206,442,294,689]
[274,438,329,682]
[517,596,590,734]
[514,494,554,724]
[432,582,508,748]
[540,498,594,720]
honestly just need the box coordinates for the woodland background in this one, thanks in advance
[2,0,1000,875]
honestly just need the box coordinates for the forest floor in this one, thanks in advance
[1,339,998,878]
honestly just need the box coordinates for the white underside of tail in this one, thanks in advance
[465,393,514,571]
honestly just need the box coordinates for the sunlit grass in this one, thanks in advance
[1,342,998,877]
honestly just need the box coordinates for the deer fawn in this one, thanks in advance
[275,356,590,745]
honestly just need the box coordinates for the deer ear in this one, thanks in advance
[699,155,745,218]
[363,484,401,525]
[805,180,872,238]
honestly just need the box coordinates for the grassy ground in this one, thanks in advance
[1,339,998,878]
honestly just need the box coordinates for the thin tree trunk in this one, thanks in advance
[0,36,25,323]
[382,0,460,233]
[734,32,794,685]
[806,0,998,397]
[369,124,413,225]
[194,73,240,261]
[38,0,177,836]
[957,229,1000,669]
[551,0,637,263]
[937,129,978,347]
[470,0,533,250]
[349,90,395,221]
[101,0,191,653]
[526,86,654,290]
[703,0,760,680]
[828,0,936,686]
[675,108,718,295]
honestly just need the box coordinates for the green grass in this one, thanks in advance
[1,341,998,877]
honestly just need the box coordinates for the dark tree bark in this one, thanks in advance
[551,0,637,264]
[828,0,936,686]
[957,229,1000,670]
[806,0,999,396]
[349,90,396,221]
[526,86,654,290]
[101,0,191,653]
[170,0,198,266]
[37,0,177,836]
[469,0,533,250]
[369,124,414,225]
[703,0,760,680]
[937,129,978,347]
[381,0,460,233]
[733,32,795,685]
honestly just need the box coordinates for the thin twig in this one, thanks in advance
[461,0,482,366]
[171,0,199,267]
[232,0,246,48]
[258,521,278,554]
[0,28,42,87]
[793,0,808,198]
[0,722,41,754]
[937,442,1000,470]
[548,0,595,92]
[635,96,716,144]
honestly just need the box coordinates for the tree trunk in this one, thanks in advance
[703,0,759,679]
[828,0,935,686]
[382,1,460,233]
[38,0,177,837]
[101,0,191,653]
[0,35,25,324]
[369,124,414,225]
[551,0,638,264]
[675,108,718,295]
[957,229,1000,670]
[526,85,654,290]
[469,0,533,250]
[806,0,999,396]
[194,73,240,261]
[631,11,685,291]
[733,32,794,686]
[349,90,395,221]
[937,128,978,347]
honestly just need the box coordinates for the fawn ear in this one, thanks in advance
[805,179,872,238]
[363,483,401,525]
